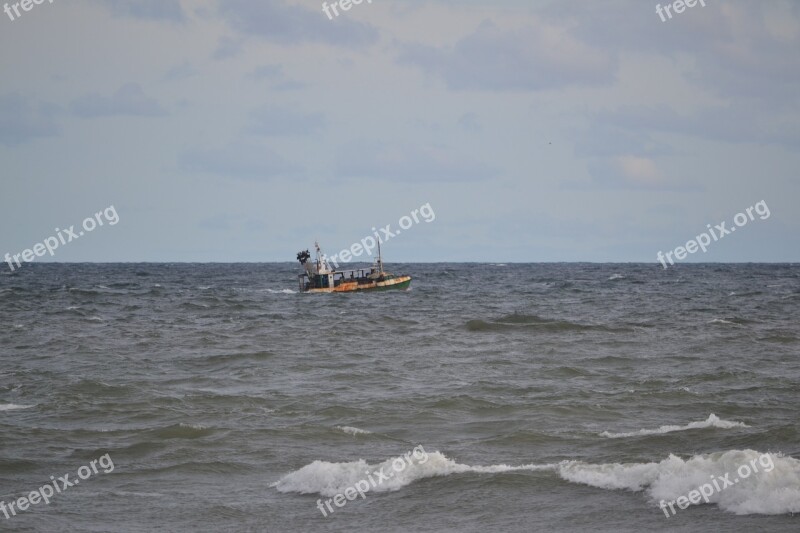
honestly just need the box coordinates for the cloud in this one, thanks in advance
[248,65,284,81]
[458,112,482,132]
[245,64,308,91]
[397,19,615,91]
[163,62,198,82]
[247,106,325,136]
[213,36,244,60]
[545,1,800,102]
[71,83,168,118]
[96,0,185,22]
[219,0,379,47]
[180,141,301,180]
[273,81,309,91]
[616,156,661,185]
[598,104,800,148]
[336,141,497,182]
[573,122,675,158]
[0,93,60,146]
[579,155,700,191]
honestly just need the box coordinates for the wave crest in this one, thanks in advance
[561,450,800,515]
[274,448,799,516]
[599,414,748,438]
[274,450,555,497]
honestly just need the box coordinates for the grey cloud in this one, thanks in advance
[598,104,800,147]
[71,83,168,118]
[219,0,379,47]
[336,141,497,182]
[213,36,244,61]
[573,123,676,158]
[163,62,198,82]
[0,93,60,146]
[458,112,482,132]
[581,156,702,192]
[180,142,301,180]
[545,1,800,102]
[397,19,615,91]
[247,107,325,136]
[97,0,185,22]
[270,80,308,91]
[248,65,283,81]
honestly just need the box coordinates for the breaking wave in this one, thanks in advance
[275,449,800,515]
[561,450,800,515]
[274,450,555,496]
[0,403,35,411]
[335,426,372,436]
[599,414,748,438]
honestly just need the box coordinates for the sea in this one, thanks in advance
[1,263,798,532]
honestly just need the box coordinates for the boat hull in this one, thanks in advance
[304,275,411,293]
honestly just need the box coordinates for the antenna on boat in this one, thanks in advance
[377,238,384,275]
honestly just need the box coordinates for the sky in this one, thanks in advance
[1,0,798,263]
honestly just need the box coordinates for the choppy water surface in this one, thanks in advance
[1,263,799,532]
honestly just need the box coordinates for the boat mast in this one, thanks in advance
[315,241,332,273]
[377,238,384,274]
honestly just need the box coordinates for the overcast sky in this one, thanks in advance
[1,0,798,263]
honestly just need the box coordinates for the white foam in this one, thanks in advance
[179,423,207,430]
[560,450,800,515]
[274,448,800,516]
[267,288,296,294]
[0,403,34,411]
[560,458,659,491]
[274,450,556,497]
[599,414,748,438]
[336,426,372,436]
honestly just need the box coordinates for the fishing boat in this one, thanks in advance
[296,241,411,293]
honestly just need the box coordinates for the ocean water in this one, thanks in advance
[1,263,798,532]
